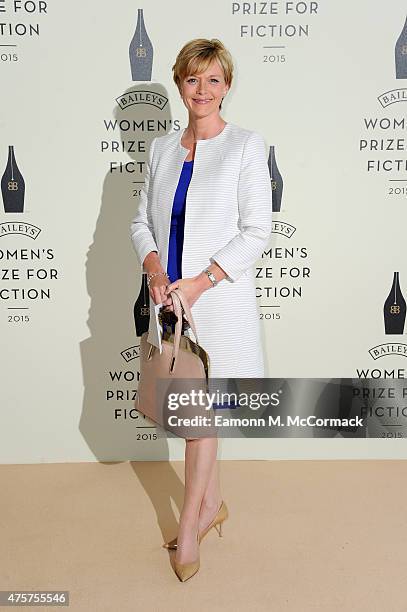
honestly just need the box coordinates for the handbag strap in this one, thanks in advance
[164,289,200,374]
[168,289,184,373]
[170,288,199,343]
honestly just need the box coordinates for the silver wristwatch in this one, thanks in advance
[203,267,217,287]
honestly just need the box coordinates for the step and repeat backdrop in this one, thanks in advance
[2,0,407,462]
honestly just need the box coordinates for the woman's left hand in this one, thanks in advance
[162,276,205,311]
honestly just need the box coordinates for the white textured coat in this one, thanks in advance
[130,122,272,377]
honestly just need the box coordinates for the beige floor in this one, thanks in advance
[1,460,407,611]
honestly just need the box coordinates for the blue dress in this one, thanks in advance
[166,160,194,283]
[166,160,235,411]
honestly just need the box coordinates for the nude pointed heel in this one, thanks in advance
[164,500,228,550]
[173,531,200,582]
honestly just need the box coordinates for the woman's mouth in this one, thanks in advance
[193,99,212,104]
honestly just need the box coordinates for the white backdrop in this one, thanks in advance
[2,0,407,462]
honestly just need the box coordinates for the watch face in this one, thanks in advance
[208,272,216,286]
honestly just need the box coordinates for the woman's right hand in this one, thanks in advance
[149,273,172,308]
[143,253,173,309]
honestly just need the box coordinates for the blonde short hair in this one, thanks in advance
[172,38,234,110]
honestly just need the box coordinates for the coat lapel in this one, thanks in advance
[154,124,231,275]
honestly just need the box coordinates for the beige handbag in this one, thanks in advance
[135,288,212,437]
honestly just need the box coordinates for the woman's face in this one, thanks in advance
[180,58,229,117]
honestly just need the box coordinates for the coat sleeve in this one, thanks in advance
[129,136,159,267]
[209,131,272,282]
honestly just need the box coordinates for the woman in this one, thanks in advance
[130,38,272,582]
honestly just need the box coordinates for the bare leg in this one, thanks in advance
[198,451,222,533]
[174,437,219,564]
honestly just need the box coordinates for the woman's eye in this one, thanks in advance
[186,78,219,83]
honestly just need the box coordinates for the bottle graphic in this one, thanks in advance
[1,145,25,213]
[268,146,283,212]
[383,272,406,334]
[395,16,407,79]
[133,273,150,336]
[129,8,153,81]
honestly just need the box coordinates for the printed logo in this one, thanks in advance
[268,145,283,212]
[383,271,406,334]
[395,15,407,79]
[129,8,154,81]
[133,273,150,337]
[362,273,407,379]
[115,91,168,111]
[377,88,407,107]
[1,146,25,213]
[360,18,407,192]
[120,346,141,362]
[272,221,296,237]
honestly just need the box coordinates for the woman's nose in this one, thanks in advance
[196,83,206,94]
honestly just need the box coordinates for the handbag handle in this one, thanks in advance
[168,289,184,374]
[155,289,199,374]
[170,288,199,343]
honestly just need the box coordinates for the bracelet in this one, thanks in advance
[146,271,169,287]
[203,267,217,287]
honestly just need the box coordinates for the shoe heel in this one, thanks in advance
[218,520,224,537]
